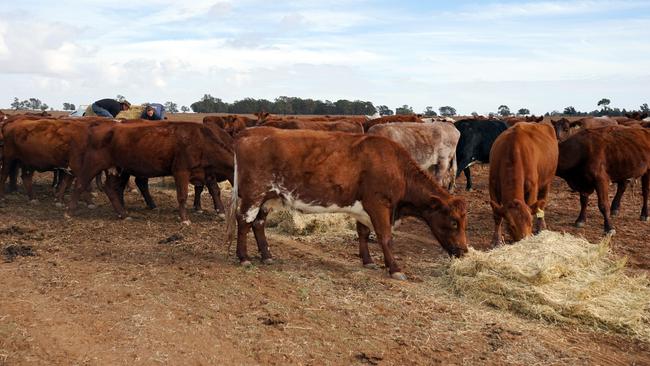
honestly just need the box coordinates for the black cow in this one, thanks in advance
[454,119,508,191]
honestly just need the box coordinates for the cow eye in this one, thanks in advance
[450,220,458,229]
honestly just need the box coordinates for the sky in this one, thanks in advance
[1,0,649,115]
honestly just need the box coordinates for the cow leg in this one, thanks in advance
[205,180,225,215]
[575,193,589,228]
[252,208,273,264]
[491,214,505,247]
[55,173,74,207]
[21,169,36,203]
[103,173,129,219]
[173,171,191,225]
[193,185,204,212]
[463,167,471,190]
[51,170,60,190]
[637,173,648,220]
[236,212,254,265]
[135,177,156,209]
[595,179,614,233]
[366,203,404,279]
[7,162,19,193]
[610,180,628,217]
[116,173,131,207]
[534,185,549,233]
[356,221,376,268]
[0,157,13,199]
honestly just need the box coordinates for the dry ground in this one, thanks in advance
[1,165,649,366]
[0,113,649,365]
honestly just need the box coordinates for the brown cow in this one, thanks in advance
[504,115,544,127]
[68,121,234,223]
[362,114,423,132]
[260,119,363,133]
[0,118,109,204]
[227,127,468,280]
[551,116,618,140]
[367,122,459,190]
[203,115,258,136]
[489,123,559,245]
[556,126,650,232]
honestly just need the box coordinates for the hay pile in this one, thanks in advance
[265,210,356,236]
[449,231,650,340]
[83,104,144,119]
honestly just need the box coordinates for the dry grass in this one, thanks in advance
[448,231,650,340]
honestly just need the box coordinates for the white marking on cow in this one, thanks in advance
[245,207,260,223]
[267,182,374,229]
[643,117,650,122]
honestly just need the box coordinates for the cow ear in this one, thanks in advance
[490,200,505,216]
[429,195,445,210]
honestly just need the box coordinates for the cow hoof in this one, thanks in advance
[640,216,649,222]
[466,188,473,192]
[29,199,39,205]
[611,210,619,217]
[64,212,72,220]
[241,260,253,268]
[194,209,204,214]
[55,202,64,208]
[574,221,585,228]
[87,204,97,210]
[390,272,408,281]
[364,263,379,270]
[605,229,616,236]
[181,220,191,226]
[216,213,226,220]
[262,258,274,265]
[124,216,133,221]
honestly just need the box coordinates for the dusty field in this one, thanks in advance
[1,164,649,366]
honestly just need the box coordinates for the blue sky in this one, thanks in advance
[1,0,649,114]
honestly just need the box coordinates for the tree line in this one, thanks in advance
[7,96,650,118]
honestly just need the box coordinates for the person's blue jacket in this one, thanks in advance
[141,103,166,120]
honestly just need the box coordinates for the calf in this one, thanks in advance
[227,127,468,280]
[68,121,234,223]
[489,123,558,245]
[556,126,650,232]
[367,122,459,190]
[551,116,618,141]
[454,119,508,191]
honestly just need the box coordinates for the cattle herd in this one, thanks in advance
[0,109,649,280]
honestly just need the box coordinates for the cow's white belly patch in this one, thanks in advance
[244,184,374,230]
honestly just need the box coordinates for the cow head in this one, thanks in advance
[490,199,536,242]
[551,118,573,141]
[423,196,468,257]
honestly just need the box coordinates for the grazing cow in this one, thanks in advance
[0,118,108,204]
[556,126,650,233]
[227,128,468,280]
[489,123,558,245]
[68,121,234,223]
[362,114,423,132]
[261,119,363,133]
[454,119,509,191]
[367,122,459,190]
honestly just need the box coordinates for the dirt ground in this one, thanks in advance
[1,122,650,365]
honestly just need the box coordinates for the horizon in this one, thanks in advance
[1,1,649,115]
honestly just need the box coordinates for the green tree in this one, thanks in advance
[180,106,189,113]
[423,106,437,117]
[597,98,611,110]
[497,105,511,117]
[164,101,179,113]
[439,106,456,117]
[63,102,76,111]
[563,106,577,115]
[11,97,20,110]
[640,103,649,113]
[395,105,413,115]
[376,105,393,116]
[517,108,530,116]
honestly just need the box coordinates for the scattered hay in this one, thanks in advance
[448,231,650,340]
[265,210,356,236]
[3,245,35,262]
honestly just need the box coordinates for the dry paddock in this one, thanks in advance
[1,116,649,365]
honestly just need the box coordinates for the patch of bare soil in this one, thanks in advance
[0,167,648,365]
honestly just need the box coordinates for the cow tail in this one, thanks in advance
[225,153,239,250]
